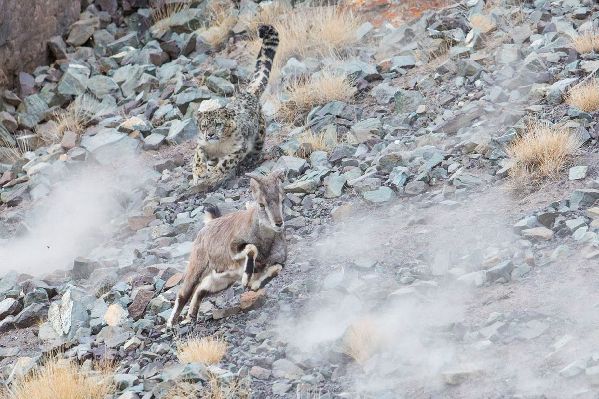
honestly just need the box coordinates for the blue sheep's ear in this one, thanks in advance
[271,169,285,182]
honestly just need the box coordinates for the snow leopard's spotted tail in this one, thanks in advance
[247,25,279,97]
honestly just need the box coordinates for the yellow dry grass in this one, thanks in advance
[245,2,363,77]
[342,318,383,365]
[0,133,33,163]
[164,376,249,399]
[163,382,202,399]
[177,335,228,364]
[38,95,110,143]
[278,70,356,123]
[0,359,114,399]
[566,79,599,112]
[151,0,191,36]
[202,373,250,399]
[288,130,338,158]
[196,0,238,48]
[572,31,599,54]
[507,122,583,186]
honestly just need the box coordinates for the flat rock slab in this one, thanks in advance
[128,289,154,320]
[240,289,266,311]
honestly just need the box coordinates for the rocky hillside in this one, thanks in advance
[1,0,599,398]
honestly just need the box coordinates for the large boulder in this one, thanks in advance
[0,0,81,88]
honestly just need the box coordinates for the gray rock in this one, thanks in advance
[329,145,356,163]
[376,152,406,173]
[67,17,100,46]
[521,227,554,241]
[434,104,483,134]
[404,180,427,195]
[206,76,234,96]
[486,261,514,283]
[496,44,520,64]
[456,59,483,77]
[391,55,416,69]
[371,82,400,104]
[565,217,586,232]
[48,288,90,337]
[457,271,487,287]
[284,174,321,194]
[15,303,47,328]
[337,59,379,80]
[570,189,599,209]
[180,363,208,382]
[48,35,68,59]
[99,326,131,348]
[281,58,308,79]
[174,87,211,110]
[587,365,599,386]
[560,360,587,378]
[72,257,94,280]
[569,166,588,181]
[275,156,308,177]
[453,173,482,189]
[362,186,395,203]
[394,89,424,114]
[389,166,410,187]
[114,374,138,391]
[87,75,119,98]
[81,128,141,165]
[324,173,346,198]
[272,358,303,380]
[57,64,90,96]
[7,357,37,383]
[309,151,330,169]
[23,288,48,307]
[547,78,578,105]
[442,366,482,386]
[143,133,166,150]
[167,118,197,144]
[107,32,140,54]
[0,298,22,320]
[272,381,292,395]
[118,117,152,135]
[349,118,382,143]
[517,320,548,340]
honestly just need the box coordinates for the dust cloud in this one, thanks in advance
[0,156,156,276]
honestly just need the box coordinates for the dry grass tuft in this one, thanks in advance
[566,79,599,112]
[151,0,191,36]
[201,373,250,399]
[196,0,238,48]
[38,95,110,143]
[572,30,599,54]
[0,132,33,163]
[507,122,583,186]
[164,382,202,399]
[278,70,356,124]
[342,318,383,365]
[245,2,363,76]
[177,335,228,364]
[289,130,338,158]
[1,358,114,399]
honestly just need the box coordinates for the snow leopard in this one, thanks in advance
[192,24,279,190]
